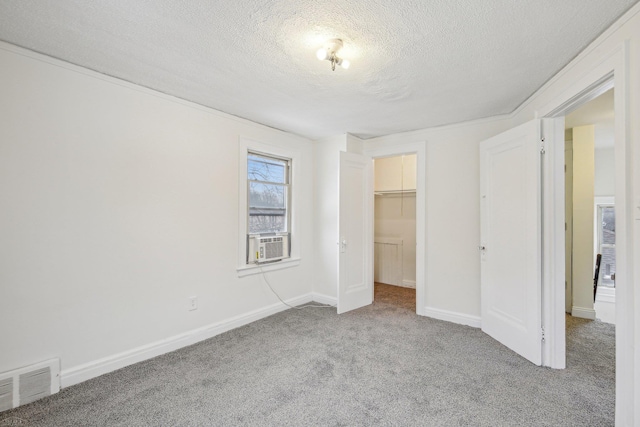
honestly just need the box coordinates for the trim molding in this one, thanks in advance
[61,293,320,388]
[237,257,301,277]
[596,287,616,304]
[310,292,338,306]
[571,306,597,320]
[401,280,416,289]
[424,306,481,328]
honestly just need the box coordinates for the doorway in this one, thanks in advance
[564,88,616,325]
[338,142,426,316]
[373,155,417,311]
[538,64,633,423]
[557,86,617,416]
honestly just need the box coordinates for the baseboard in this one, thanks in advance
[595,287,616,303]
[61,293,316,388]
[310,292,337,306]
[571,306,596,320]
[401,280,416,289]
[424,306,481,328]
[376,281,416,289]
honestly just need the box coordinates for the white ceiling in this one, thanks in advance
[0,1,637,140]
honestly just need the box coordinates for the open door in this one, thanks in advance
[480,120,542,365]
[337,151,374,314]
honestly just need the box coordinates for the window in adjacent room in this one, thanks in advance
[597,204,616,287]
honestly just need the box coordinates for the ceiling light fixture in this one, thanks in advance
[316,39,350,71]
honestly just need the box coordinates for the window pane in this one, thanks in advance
[248,181,287,234]
[249,214,286,234]
[600,246,616,286]
[598,205,616,287]
[601,207,615,244]
[249,182,286,209]
[248,154,286,183]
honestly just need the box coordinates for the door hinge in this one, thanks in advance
[540,137,546,154]
[541,326,546,343]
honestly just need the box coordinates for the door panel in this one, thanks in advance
[338,151,373,314]
[480,120,542,365]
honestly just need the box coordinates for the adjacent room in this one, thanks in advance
[1,1,639,425]
[564,89,617,325]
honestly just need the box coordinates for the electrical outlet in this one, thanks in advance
[188,296,198,311]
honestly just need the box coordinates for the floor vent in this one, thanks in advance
[0,378,12,412]
[0,359,60,411]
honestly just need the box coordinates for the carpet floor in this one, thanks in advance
[1,283,615,426]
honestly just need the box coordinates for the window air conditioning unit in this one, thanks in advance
[248,234,290,264]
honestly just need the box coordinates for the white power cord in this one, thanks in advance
[258,264,336,310]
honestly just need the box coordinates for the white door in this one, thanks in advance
[480,119,542,365]
[338,151,374,314]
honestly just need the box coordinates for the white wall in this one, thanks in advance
[312,135,347,299]
[595,146,616,197]
[0,43,315,386]
[571,125,596,318]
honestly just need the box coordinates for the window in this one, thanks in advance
[597,204,616,287]
[247,152,291,234]
[237,138,300,275]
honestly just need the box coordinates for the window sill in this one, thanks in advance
[237,257,301,277]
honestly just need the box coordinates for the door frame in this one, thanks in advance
[538,43,630,416]
[363,141,427,315]
[564,140,573,314]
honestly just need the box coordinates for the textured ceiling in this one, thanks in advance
[0,1,637,140]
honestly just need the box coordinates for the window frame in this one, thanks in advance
[246,150,292,236]
[237,137,301,276]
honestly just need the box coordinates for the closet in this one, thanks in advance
[373,155,417,288]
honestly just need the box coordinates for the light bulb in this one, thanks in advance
[316,48,328,61]
[340,59,350,69]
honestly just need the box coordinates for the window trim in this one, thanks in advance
[237,137,301,275]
